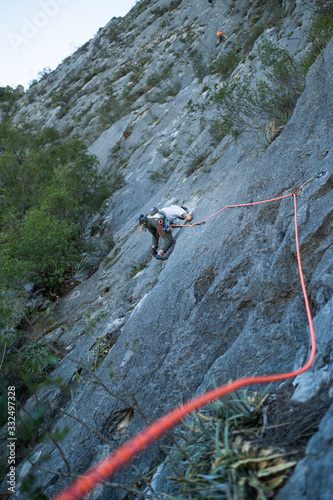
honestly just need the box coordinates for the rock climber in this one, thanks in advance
[139,205,192,261]
[216,30,227,46]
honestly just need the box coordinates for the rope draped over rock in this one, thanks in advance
[53,179,323,500]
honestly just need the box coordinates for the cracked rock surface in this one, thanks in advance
[1,0,332,498]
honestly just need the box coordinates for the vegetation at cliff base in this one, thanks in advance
[0,123,110,458]
[0,123,110,291]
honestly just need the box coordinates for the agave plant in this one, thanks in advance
[261,118,285,149]
[167,389,296,500]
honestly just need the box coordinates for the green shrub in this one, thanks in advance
[0,124,110,291]
[0,287,23,341]
[107,27,120,43]
[165,81,181,97]
[210,50,241,78]
[1,209,78,288]
[257,39,305,115]
[146,64,172,88]
[146,72,163,87]
[130,263,145,277]
[211,41,305,139]
[161,63,173,80]
[41,141,110,223]
[98,92,125,128]
[0,86,22,114]
[186,148,210,176]
[23,341,59,377]
[190,50,207,82]
[134,0,149,15]
[242,23,265,53]
[169,0,183,11]
[232,0,285,58]
[209,119,233,144]
[152,5,169,18]
[302,0,333,73]
[149,164,175,182]
[158,145,172,158]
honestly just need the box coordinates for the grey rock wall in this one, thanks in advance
[1,0,332,498]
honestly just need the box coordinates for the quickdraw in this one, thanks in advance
[294,171,326,197]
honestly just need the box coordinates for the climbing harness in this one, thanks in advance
[157,218,165,237]
[157,210,172,234]
[53,174,325,500]
[138,209,171,236]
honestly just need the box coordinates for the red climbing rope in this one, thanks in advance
[53,189,316,500]
[171,191,296,227]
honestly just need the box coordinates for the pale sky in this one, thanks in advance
[1,0,137,89]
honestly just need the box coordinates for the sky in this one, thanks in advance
[0,0,137,90]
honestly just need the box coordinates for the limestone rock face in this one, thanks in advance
[1,0,332,498]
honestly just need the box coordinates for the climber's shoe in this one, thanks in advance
[152,248,158,256]
[155,254,168,260]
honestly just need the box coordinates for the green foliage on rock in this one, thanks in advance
[98,90,126,129]
[232,0,286,57]
[0,123,110,290]
[211,41,305,141]
[190,50,207,83]
[302,0,333,73]
[0,287,22,337]
[0,86,23,114]
[210,50,241,79]
[1,209,79,288]
[23,341,59,378]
